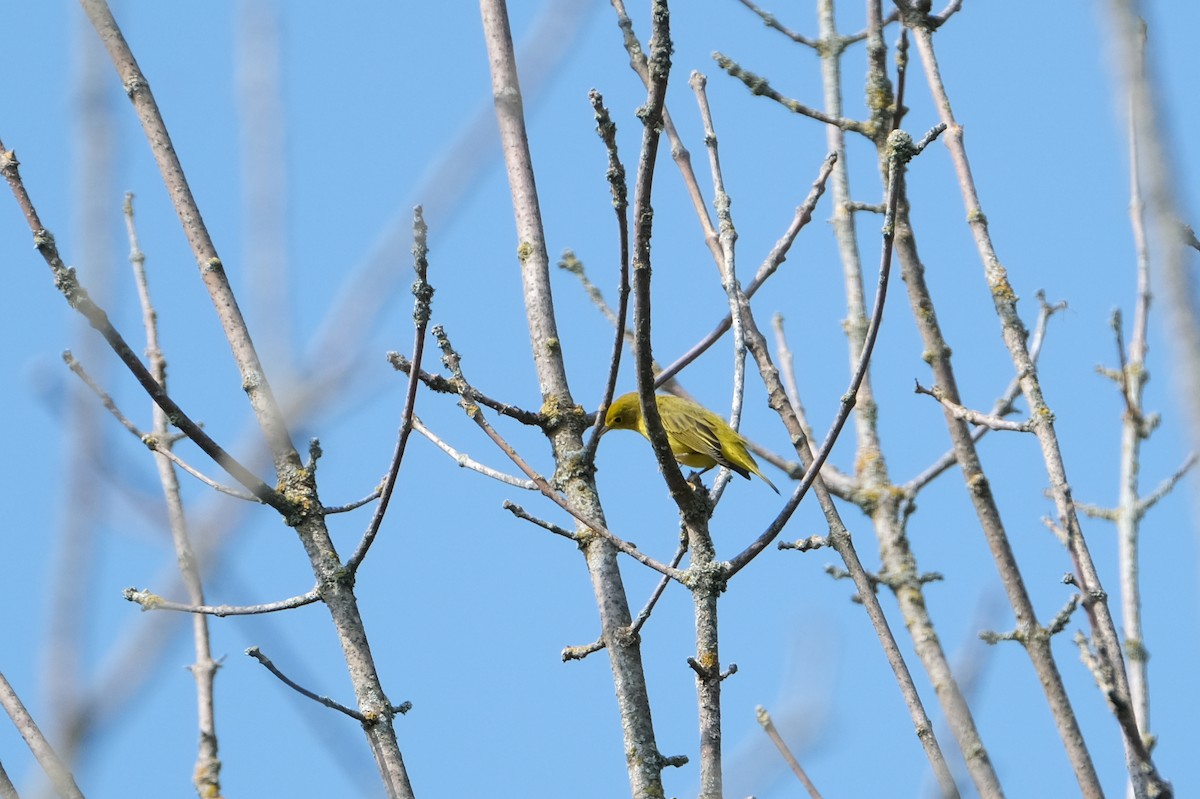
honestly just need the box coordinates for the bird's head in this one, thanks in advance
[601,392,643,433]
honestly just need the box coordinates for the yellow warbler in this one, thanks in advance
[602,391,779,493]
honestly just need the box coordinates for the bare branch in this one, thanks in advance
[756,705,824,799]
[125,588,321,617]
[0,670,85,799]
[482,3,670,791]
[387,353,542,426]
[347,208,434,573]
[246,647,366,722]
[78,0,299,470]
[914,381,1034,432]
[1137,452,1198,515]
[124,190,224,797]
[582,91,632,464]
[733,0,818,47]
[412,417,537,489]
[323,489,383,515]
[712,53,874,136]
[503,501,580,542]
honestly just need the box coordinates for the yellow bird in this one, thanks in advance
[602,391,779,493]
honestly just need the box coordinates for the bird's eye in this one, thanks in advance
[612,415,622,424]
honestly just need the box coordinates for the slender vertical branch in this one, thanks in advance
[1115,15,1157,770]
[690,70,749,504]
[78,0,299,472]
[689,533,727,799]
[894,182,1101,799]
[479,3,668,795]
[346,207,433,573]
[123,195,222,798]
[628,0,695,507]
[584,90,631,461]
[618,13,725,794]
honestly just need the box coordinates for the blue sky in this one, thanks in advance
[0,2,1197,798]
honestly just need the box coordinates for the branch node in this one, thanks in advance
[779,534,827,552]
[123,587,163,611]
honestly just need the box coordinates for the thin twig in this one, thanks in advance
[245,647,365,722]
[845,9,901,44]
[125,191,223,797]
[387,353,542,426]
[691,69,748,503]
[411,417,537,489]
[1137,453,1197,514]
[347,207,433,573]
[931,0,965,28]
[503,501,580,542]
[61,351,258,502]
[125,588,320,617]
[757,706,824,799]
[583,91,631,463]
[712,53,874,136]
[914,381,1034,432]
[323,488,383,515]
[733,0,818,47]
[767,313,853,496]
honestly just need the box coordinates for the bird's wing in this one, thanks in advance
[659,405,732,468]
